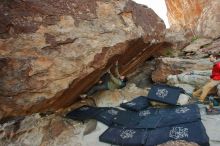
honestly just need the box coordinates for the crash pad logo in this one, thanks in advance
[108,109,119,115]
[175,107,190,114]
[120,130,136,139]
[139,110,151,117]
[156,88,168,98]
[169,127,189,140]
[126,102,136,106]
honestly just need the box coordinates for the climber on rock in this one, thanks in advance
[193,54,220,102]
[80,61,127,98]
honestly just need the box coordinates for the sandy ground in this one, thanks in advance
[199,104,220,146]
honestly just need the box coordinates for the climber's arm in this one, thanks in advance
[108,68,122,85]
[115,61,121,78]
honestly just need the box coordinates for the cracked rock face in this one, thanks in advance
[165,0,209,31]
[165,0,220,38]
[196,0,220,39]
[202,38,220,55]
[0,0,165,118]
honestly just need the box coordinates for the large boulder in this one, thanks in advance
[152,57,212,83]
[0,0,166,118]
[167,70,211,86]
[165,0,220,39]
[202,38,220,55]
[128,59,156,88]
[196,0,220,39]
[165,0,210,31]
[164,29,191,55]
[183,38,212,54]
[167,70,211,94]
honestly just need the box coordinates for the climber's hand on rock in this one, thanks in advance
[115,60,119,66]
[107,68,111,73]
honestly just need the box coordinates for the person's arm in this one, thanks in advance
[216,62,220,74]
[115,61,121,78]
[108,69,121,85]
[98,80,103,84]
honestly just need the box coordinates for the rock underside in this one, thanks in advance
[0,0,165,119]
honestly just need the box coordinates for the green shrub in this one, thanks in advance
[164,48,174,57]
[191,36,199,42]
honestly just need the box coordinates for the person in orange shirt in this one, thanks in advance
[193,54,220,102]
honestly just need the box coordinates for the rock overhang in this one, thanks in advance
[0,0,166,118]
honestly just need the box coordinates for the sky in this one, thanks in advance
[133,0,170,28]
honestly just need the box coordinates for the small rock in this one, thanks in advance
[183,38,212,53]
[159,140,199,146]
